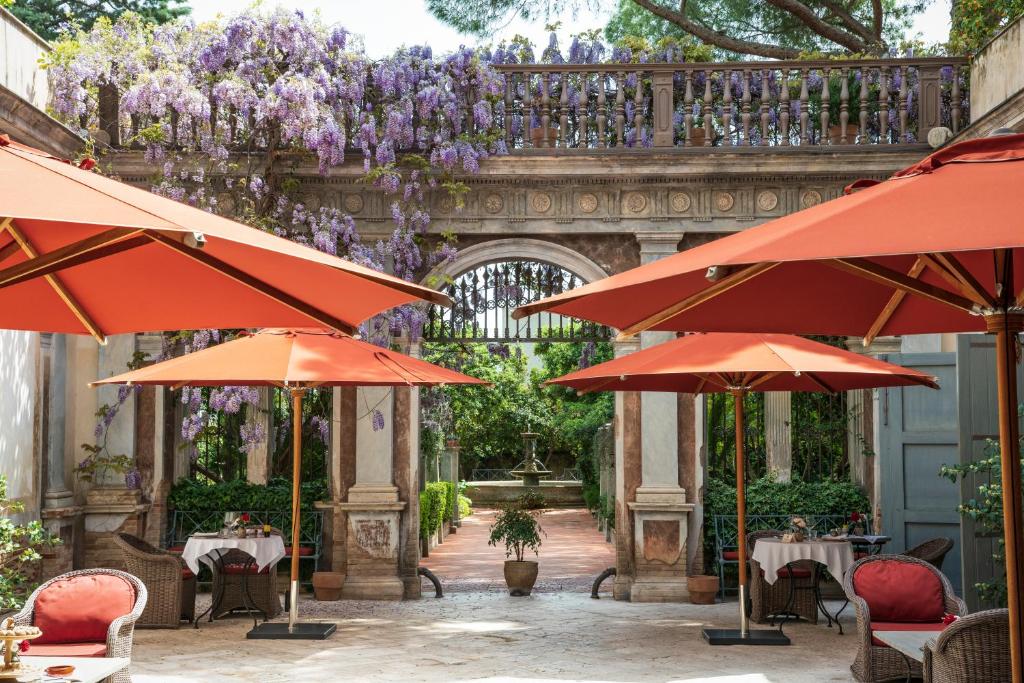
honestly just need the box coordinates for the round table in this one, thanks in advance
[182,535,285,628]
[751,537,855,633]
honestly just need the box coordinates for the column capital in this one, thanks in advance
[844,336,902,356]
[635,231,686,263]
[613,338,641,357]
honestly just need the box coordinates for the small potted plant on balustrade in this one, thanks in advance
[488,499,545,597]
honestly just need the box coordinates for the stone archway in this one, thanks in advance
[424,238,609,287]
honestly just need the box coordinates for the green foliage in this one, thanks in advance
[488,504,544,561]
[426,0,570,36]
[940,435,1020,605]
[0,475,59,611]
[8,0,190,41]
[951,0,1024,54]
[419,482,448,540]
[166,477,328,513]
[604,0,714,60]
[440,482,457,522]
[582,481,601,512]
[458,494,473,518]
[704,475,870,519]
[517,490,547,510]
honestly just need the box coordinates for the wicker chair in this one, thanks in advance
[210,548,281,620]
[13,568,146,683]
[747,530,819,625]
[904,537,955,572]
[113,533,195,628]
[844,554,966,682]
[923,608,1009,683]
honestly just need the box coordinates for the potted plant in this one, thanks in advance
[488,504,544,596]
[688,574,719,604]
[311,572,343,601]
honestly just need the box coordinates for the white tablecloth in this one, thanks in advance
[751,538,855,585]
[181,535,286,575]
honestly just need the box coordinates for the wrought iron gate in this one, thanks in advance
[423,259,611,343]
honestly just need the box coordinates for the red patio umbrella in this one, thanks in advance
[515,133,1024,676]
[0,135,450,342]
[548,332,937,645]
[93,328,487,639]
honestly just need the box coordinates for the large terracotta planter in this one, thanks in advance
[687,128,706,147]
[312,572,343,601]
[829,123,859,144]
[530,127,558,148]
[688,574,719,604]
[504,560,539,597]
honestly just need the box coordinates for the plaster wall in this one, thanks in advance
[0,7,49,110]
[971,17,1024,122]
[0,330,40,517]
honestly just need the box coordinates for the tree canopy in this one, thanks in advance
[428,0,928,58]
[4,0,189,40]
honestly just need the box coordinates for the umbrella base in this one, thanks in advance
[702,628,791,646]
[246,622,337,640]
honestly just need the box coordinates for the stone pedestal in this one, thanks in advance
[82,488,149,570]
[628,500,695,602]
[337,493,406,601]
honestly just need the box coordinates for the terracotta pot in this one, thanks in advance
[687,128,706,147]
[530,126,558,147]
[311,572,343,601]
[504,560,539,597]
[688,575,719,604]
[829,123,859,144]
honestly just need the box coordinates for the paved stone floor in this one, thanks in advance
[422,508,617,593]
[127,510,860,682]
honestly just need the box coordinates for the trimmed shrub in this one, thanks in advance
[420,483,447,540]
[167,477,328,512]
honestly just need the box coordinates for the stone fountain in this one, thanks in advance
[509,431,552,487]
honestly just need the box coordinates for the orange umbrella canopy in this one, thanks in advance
[547,333,938,394]
[514,134,1024,342]
[0,137,450,341]
[91,328,488,388]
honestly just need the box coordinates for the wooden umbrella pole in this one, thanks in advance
[733,390,749,637]
[288,387,307,631]
[991,316,1024,683]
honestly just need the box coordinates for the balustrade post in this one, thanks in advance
[898,67,908,143]
[840,67,850,143]
[615,71,626,146]
[879,67,890,144]
[760,69,770,146]
[597,72,607,148]
[917,64,942,142]
[633,71,644,146]
[652,71,675,148]
[504,72,513,148]
[799,67,809,145]
[97,81,121,148]
[703,71,713,147]
[741,70,751,145]
[722,69,733,146]
[541,72,552,148]
[779,70,790,146]
[952,66,962,134]
[821,68,831,145]
[859,67,869,144]
[684,71,694,147]
[579,73,589,148]
[559,73,569,148]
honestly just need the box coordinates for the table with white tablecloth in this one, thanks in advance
[182,535,285,628]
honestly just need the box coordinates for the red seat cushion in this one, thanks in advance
[34,574,135,645]
[24,643,108,657]
[221,563,270,575]
[168,545,185,553]
[777,567,813,579]
[182,567,196,581]
[853,560,945,623]
[854,551,869,560]
[284,546,315,557]
[722,550,740,561]
[869,621,945,647]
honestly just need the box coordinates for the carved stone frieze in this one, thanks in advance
[577,192,599,213]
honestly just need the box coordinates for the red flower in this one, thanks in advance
[942,613,958,626]
[18,640,29,653]
[240,513,251,523]
[850,512,862,522]
[78,157,96,171]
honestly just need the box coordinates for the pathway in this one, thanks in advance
[421,508,616,593]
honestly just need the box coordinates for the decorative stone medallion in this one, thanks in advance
[531,192,552,213]
[624,192,647,213]
[756,190,779,212]
[670,192,691,213]
[714,192,735,212]
[801,189,823,208]
[343,194,364,214]
[577,192,599,214]
[484,193,504,214]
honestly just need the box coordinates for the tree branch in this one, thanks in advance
[821,0,876,43]
[629,0,802,59]
[763,0,868,52]
[871,0,883,40]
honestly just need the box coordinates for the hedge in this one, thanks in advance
[167,477,328,512]
[419,481,458,540]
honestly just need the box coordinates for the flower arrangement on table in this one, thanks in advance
[849,511,866,536]
[0,617,40,674]
[782,516,808,543]
[228,512,252,538]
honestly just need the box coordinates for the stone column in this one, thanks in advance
[628,231,694,603]
[337,384,406,600]
[245,388,273,485]
[316,386,356,574]
[613,338,641,600]
[40,333,79,579]
[765,392,792,482]
[446,442,461,530]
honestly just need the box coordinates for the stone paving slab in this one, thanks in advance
[130,592,859,682]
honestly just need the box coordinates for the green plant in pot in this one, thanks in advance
[488,503,544,596]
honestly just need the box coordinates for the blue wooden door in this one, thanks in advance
[879,352,962,593]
